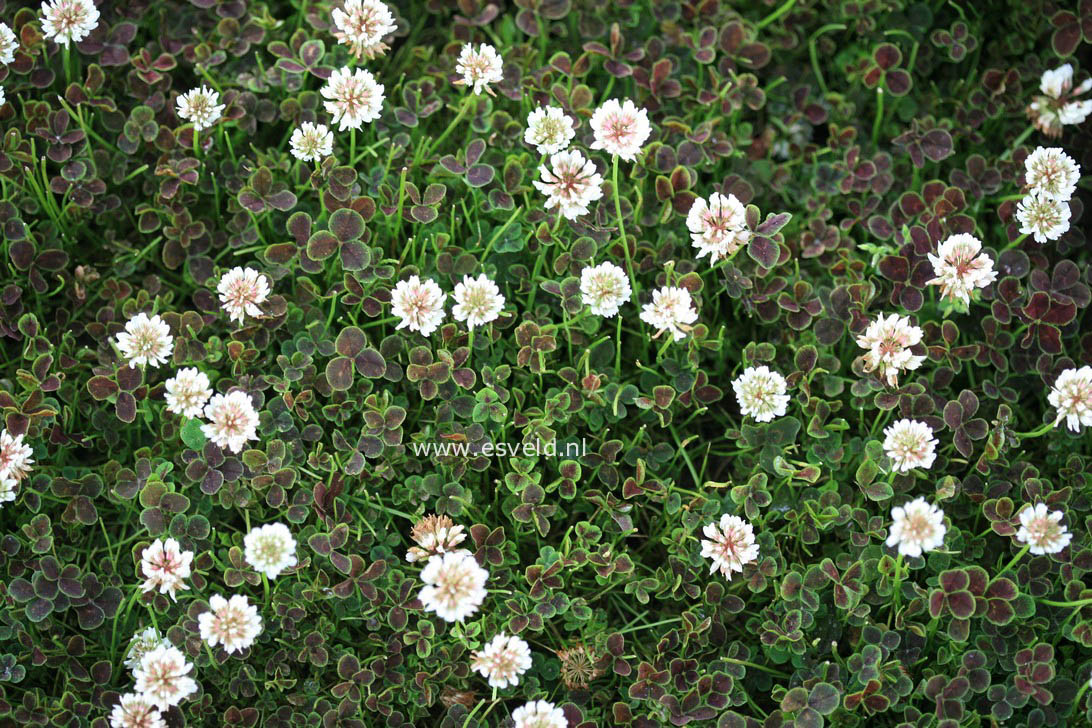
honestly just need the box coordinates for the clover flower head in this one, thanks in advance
[700,514,759,580]
[886,497,946,558]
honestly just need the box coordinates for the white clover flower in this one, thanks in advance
[201,390,260,454]
[1024,147,1080,201]
[40,0,99,47]
[140,538,193,602]
[124,627,170,673]
[175,86,224,132]
[732,366,790,423]
[470,632,532,689]
[406,514,467,563]
[882,419,938,473]
[700,514,760,580]
[1028,64,1092,137]
[1041,64,1075,99]
[0,475,16,507]
[512,701,567,728]
[589,98,652,161]
[198,594,262,654]
[452,274,505,330]
[687,192,751,263]
[0,87,5,108]
[580,261,631,318]
[639,286,698,341]
[533,149,604,220]
[886,497,946,558]
[244,522,298,579]
[0,429,34,482]
[290,122,334,163]
[109,692,166,728]
[1058,99,1092,126]
[855,313,925,387]
[391,276,446,336]
[1016,503,1072,555]
[331,0,396,60]
[454,43,503,95]
[418,550,488,622]
[0,23,18,65]
[926,233,997,305]
[163,368,212,419]
[1049,366,1092,432]
[115,313,174,369]
[133,645,198,711]
[525,107,577,154]
[322,67,384,131]
[217,266,270,324]
[1016,191,1071,244]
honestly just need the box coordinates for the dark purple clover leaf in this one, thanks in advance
[238,167,297,214]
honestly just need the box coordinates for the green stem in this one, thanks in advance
[1002,232,1029,251]
[1015,421,1054,438]
[1001,124,1037,160]
[755,0,797,30]
[808,24,846,96]
[871,88,884,148]
[612,155,638,296]
[427,95,472,156]
[1040,597,1092,608]
[891,552,905,612]
[990,544,1030,585]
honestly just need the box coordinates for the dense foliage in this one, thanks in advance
[1,0,1091,726]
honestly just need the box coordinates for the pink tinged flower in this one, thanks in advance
[886,497,946,558]
[322,67,384,131]
[1016,191,1070,243]
[470,632,532,689]
[109,692,166,728]
[198,594,262,654]
[391,275,446,336]
[417,550,488,622]
[855,313,925,387]
[512,700,567,728]
[882,419,938,472]
[175,86,224,132]
[39,0,99,47]
[201,390,260,454]
[580,261,631,318]
[217,266,270,323]
[533,149,604,220]
[1024,147,1080,201]
[163,368,212,419]
[700,514,759,580]
[243,522,297,579]
[1028,64,1092,137]
[133,645,198,711]
[1016,503,1072,555]
[1048,366,1092,432]
[589,98,652,161]
[406,514,466,563]
[524,107,577,154]
[331,0,396,60]
[115,313,174,368]
[639,286,698,341]
[686,192,751,262]
[452,274,505,329]
[926,233,997,305]
[140,538,193,602]
[454,43,503,95]
[732,366,790,422]
[290,122,334,162]
[0,23,18,65]
[0,429,34,481]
